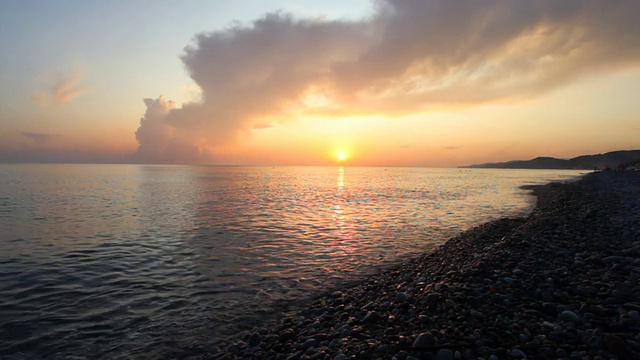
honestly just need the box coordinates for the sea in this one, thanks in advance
[0,164,583,359]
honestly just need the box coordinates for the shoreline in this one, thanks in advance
[210,171,639,360]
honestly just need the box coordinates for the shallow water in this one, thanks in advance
[0,165,582,358]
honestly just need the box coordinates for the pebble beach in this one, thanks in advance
[210,171,640,360]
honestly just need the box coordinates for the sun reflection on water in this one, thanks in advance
[337,166,344,190]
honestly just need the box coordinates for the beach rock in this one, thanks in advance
[225,344,239,355]
[603,255,625,263]
[435,349,454,360]
[279,329,295,343]
[412,332,435,348]
[362,311,381,324]
[559,310,581,323]
[248,332,262,347]
[511,348,527,359]
[395,292,409,303]
[604,333,635,360]
[302,338,318,350]
[541,302,557,316]
[426,293,440,306]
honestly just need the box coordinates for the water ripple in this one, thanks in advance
[0,165,582,358]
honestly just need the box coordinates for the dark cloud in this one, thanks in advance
[133,0,640,162]
[22,132,61,144]
[445,146,461,150]
[0,146,127,164]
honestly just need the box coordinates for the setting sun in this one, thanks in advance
[337,152,347,161]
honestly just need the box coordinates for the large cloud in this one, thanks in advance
[133,0,640,163]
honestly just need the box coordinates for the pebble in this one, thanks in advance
[559,310,581,323]
[302,338,318,350]
[426,293,440,306]
[248,332,262,347]
[412,332,434,348]
[511,348,527,359]
[435,349,454,360]
[395,292,408,303]
[362,311,381,323]
[279,329,295,343]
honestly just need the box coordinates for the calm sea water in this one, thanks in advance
[0,165,582,358]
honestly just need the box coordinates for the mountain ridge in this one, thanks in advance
[460,150,640,169]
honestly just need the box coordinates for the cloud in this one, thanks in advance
[31,72,89,105]
[445,146,461,151]
[133,0,640,163]
[0,146,127,164]
[22,132,61,144]
[131,96,212,163]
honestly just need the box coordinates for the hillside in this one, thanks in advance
[461,150,640,169]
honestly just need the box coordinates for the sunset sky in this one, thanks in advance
[1,0,639,167]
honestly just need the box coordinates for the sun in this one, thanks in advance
[337,152,347,161]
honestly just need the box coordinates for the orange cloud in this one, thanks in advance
[31,72,89,105]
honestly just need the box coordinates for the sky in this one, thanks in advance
[1,0,639,167]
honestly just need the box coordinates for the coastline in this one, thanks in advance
[210,171,640,360]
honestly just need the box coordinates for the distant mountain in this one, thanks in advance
[461,150,640,169]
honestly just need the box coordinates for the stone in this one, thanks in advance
[603,255,625,263]
[511,348,527,359]
[555,348,568,358]
[541,302,557,316]
[226,344,239,355]
[248,332,262,347]
[604,333,635,360]
[362,311,381,323]
[279,329,295,343]
[426,293,440,306]
[412,332,435,348]
[559,310,581,323]
[435,349,454,360]
[302,338,318,350]
[285,351,302,360]
[395,292,409,303]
